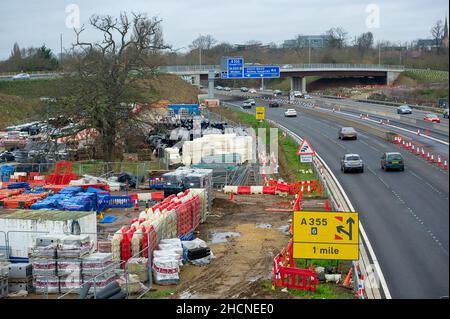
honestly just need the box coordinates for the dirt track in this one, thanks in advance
[173,192,295,299]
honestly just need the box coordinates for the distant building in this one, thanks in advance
[233,43,269,51]
[415,39,440,51]
[282,35,329,49]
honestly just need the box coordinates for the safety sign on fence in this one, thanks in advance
[292,211,359,260]
[255,106,265,121]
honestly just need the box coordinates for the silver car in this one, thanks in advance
[341,154,364,173]
[397,105,412,114]
[339,127,358,140]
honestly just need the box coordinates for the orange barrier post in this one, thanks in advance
[342,267,353,288]
[325,199,330,211]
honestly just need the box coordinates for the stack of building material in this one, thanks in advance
[82,253,116,293]
[7,263,33,293]
[182,238,213,266]
[57,235,94,293]
[162,167,213,215]
[182,133,253,166]
[31,235,61,294]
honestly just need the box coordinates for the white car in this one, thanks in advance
[249,88,257,94]
[242,101,252,109]
[294,91,303,98]
[12,73,30,80]
[304,94,312,99]
[248,99,256,106]
[215,86,223,90]
[284,109,297,117]
[223,87,231,91]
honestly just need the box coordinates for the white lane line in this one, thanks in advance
[408,171,446,197]
[359,139,381,153]
[367,167,390,189]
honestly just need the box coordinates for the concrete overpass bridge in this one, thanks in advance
[158,63,405,92]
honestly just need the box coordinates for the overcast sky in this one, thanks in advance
[0,0,448,59]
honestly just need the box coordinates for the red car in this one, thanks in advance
[424,113,441,123]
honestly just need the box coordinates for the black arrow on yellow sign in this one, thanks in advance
[336,217,355,241]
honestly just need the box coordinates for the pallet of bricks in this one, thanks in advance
[31,235,95,294]
[82,253,116,293]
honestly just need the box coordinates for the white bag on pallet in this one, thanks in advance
[152,257,180,285]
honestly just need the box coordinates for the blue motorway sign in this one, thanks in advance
[244,65,280,78]
[227,58,244,78]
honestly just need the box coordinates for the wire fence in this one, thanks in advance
[5,159,169,188]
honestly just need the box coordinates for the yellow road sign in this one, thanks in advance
[293,243,359,260]
[255,106,265,120]
[293,211,359,260]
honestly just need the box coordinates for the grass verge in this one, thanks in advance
[209,106,317,183]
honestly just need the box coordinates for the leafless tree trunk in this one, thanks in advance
[65,12,170,162]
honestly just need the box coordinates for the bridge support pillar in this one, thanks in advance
[291,76,306,92]
[208,70,215,99]
[386,71,401,85]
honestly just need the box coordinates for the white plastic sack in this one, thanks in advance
[152,257,180,285]
[181,238,208,250]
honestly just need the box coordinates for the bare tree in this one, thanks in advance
[189,34,217,50]
[65,12,170,161]
[325,27,348,49]
[431,20,444,53]
[356,32,374,55]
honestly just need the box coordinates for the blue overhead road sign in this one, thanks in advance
[244,65,280,78]
[227,58,244,78]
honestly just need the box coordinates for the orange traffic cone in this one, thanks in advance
[134,199,139,212]
[343,267,353,288]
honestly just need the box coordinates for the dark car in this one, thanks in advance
[269,101,280,107]
[0,151,15,163]
[443,108,449,119]
[381,152,405,171]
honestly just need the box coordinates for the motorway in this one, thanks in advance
[220,93,449,299]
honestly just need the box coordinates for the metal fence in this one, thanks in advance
[8,159,169,188]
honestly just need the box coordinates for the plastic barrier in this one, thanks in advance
[273,240,318,292]
[236,186,251,195]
